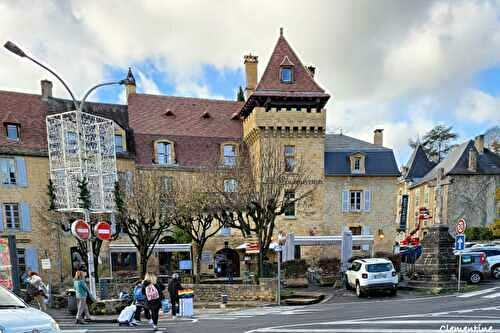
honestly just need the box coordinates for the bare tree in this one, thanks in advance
[211,139,320,276]
[170,176,222,283]
[114,170,174,278]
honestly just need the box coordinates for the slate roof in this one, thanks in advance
[254,34,328,96]
[413,140,500,186]
[404,145,436,180]
[128,93,243,138]
[324,134,400,176]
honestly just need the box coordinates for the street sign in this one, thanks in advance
[456,218,467,234]
[41,258,51,270]
[71,219,90,240]
[94,221,112,241]
[455,234,466,251]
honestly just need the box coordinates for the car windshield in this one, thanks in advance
[0,287,26,308]
[367,263,393,272]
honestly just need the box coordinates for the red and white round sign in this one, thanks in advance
[71,219,90,240]
[456,218,467,234]
[94,221,112,241]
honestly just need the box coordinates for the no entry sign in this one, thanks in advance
[456,218,467,234]
[71,219,90,240]
[94,221,112,241]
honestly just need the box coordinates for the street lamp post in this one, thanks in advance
[276,232,287,306]
[5,40,130,298]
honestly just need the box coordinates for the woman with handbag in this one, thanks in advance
[73,270,93,324]
[142,272,165,331]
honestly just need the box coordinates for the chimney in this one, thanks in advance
[125,67,136,101]
[374,129,384,146]
[244,54,258,100]
[41,80,53,101]
[468,148,477,172]
[474,135,484,154]
[307,65,316,78]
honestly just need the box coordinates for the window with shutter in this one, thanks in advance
[364,190,371,212]
[342,190,349,212]
[25,247,38,273]
[3,203,20,230]
[20,202,31,232]
[0,158,17,185]
[15,157,27,187]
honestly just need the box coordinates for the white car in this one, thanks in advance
[345,258,398,297]
[0,286,60,333]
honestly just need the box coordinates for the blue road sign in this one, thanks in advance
[455,234,465,251]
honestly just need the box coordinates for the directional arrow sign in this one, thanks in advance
[455,234,466,251]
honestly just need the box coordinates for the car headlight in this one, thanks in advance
[51,319,60,332]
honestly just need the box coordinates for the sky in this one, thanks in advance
[0,0,499,165]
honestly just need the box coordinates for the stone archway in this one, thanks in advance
[214,248,240,278]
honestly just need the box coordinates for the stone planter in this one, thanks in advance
[284,277,308,288]
[318,275,337,287]
[89,299,128,315]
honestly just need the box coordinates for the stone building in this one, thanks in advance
[398,136,500,239]
[1,30,402,284]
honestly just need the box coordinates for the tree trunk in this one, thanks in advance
[196,249,203,285]
[140,250,149,279]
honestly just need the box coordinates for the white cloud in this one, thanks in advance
[456,89,500,124]
[0,0,499,164]
[136,71,161,95]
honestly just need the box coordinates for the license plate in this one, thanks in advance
[374,273,387,279]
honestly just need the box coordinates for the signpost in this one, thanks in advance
[455,218,467,293]
[71,220,91,241]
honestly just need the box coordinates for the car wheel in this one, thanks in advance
[356,282,364,298]
[469,272,482,284]
[492,266,500,280]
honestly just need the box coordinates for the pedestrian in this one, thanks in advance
[142,272,165,331]
[167,273,183,319]
[25,272,48,311]
[73,270,93,324]
[133,280,151,323]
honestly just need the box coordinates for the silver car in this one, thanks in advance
[0,286,60,333]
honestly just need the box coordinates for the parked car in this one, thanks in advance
[457,252,490,284]
[0,285,60,333]
[345,258,398,297]
[463,246,500,279]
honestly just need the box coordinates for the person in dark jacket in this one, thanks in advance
[142,273,165,331]
[167,273,183,319]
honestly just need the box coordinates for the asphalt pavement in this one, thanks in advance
[58,283,500,333]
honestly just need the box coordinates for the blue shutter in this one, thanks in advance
[342,190,349,212]
[20,202,31,232]
[15,157,28,187]
[26,247,39,273]
[0,204,3,232]
[364,190,371,212]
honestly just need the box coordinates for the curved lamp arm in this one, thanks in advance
[4,41,79,110]
[79,80,126,112]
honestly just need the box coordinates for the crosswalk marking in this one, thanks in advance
[458,286,499,298]
[483,292,500,299]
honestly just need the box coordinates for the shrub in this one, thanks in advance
[283,259,308,278]
[318,257,341,275]
[465,226,494,241]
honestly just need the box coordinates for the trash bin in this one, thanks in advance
[178,289,193,317]
[66,289,77,315]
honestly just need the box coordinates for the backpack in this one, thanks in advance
[145,284,159,301]
[134,286,145,301]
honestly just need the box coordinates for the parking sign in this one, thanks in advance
[455,234,465,251]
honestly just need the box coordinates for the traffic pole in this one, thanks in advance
[84,210,97,298]
[277,246,281,305]
[457,252,462,293]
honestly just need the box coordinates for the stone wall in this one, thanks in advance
[185,278,276,303]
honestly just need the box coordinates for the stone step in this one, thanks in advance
[282,297,321,306]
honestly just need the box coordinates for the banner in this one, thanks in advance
[0,238,14,289]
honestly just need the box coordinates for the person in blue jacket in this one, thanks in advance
[133,280,150,322]
[73,270,94,324]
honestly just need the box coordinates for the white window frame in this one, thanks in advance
[224,179,237,193]
[156,142,172,165]
[223,144,236,166]
[6,123,20,141]
[350,191,362,212]
[0,158,17,185]
[4,203,20,230]
[284,145,296,172]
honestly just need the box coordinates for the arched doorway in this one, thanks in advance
[214,248,240,278]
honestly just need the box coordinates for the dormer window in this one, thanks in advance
[349,152,366,175]
[155,141,174,165]
[5,123,20,141]
[280,67,293,83]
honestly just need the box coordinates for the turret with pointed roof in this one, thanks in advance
[403,144,436,181]
[241,29,330,117]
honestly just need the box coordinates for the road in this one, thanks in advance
[58,285,500,333]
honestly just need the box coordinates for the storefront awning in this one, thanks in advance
[109,243,192,253]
